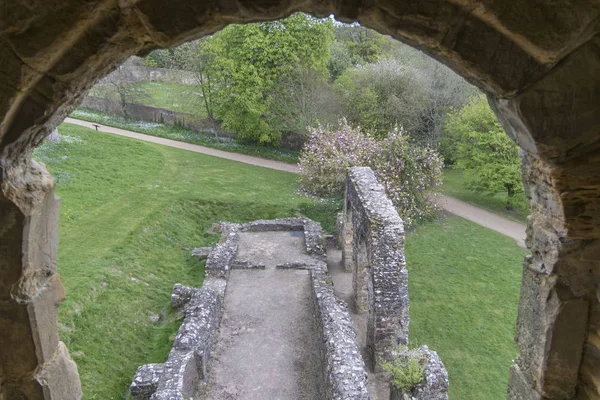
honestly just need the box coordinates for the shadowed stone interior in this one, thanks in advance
[1,1,599,398]
[342,167,410,370]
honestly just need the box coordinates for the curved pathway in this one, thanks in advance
[63,117,526,247]
[64,118,299,173]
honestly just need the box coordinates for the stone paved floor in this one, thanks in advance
[198,231,324,400]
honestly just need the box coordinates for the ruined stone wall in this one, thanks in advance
[342,167,410,367]
[341,167,449,398]
[129,222,240,400]
[311,269,370,400]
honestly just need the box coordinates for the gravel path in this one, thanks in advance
[64,118,526,246]
[440,195,526,248]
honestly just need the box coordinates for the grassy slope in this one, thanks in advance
[442,169,529,223]
[406,216,527,400]
[37,124,525,399]
[136,81,207,116]
[90,81,206,116]
[36,123,334,399]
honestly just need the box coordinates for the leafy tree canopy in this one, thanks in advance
[145,13,334,144]
[444,94,523,209]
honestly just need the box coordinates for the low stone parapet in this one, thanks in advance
[311,269,370,400]
[129,223,239,400]
[130,285,223,400]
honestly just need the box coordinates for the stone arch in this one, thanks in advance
[1,1,599,399]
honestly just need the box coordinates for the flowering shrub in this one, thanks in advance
[299,119,443,225]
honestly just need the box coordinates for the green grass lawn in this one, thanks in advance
[35,123,334,399]
[406,215,527,399]
[36,124,525,399]
[136,81,207,116]
[90,81,207,116]
[442,169,529,223]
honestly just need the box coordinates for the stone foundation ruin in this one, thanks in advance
[129,218,373,399]
[127,211,450,400]
[128,175,450,400]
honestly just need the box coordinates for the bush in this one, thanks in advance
[299,120,443,226]
[382,346,426,392]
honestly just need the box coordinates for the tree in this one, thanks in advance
[299,120,443,226]
[167,37,223,131]
[335,58,429,137]
[444,94,523,209]
[270,65,342,135]
[205,13,334,144]
[327,23,391,79]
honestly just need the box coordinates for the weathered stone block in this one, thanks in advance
[130,363,165,400]
[15,191,60,303]
[171,283,198,309]
[151,350,202,399]
[35,342,82,400]
[507,365,543,400]
[246,218,305,232]
[232,259,265,269]
[27,274,65,364]
[191,246,212,260]
[515,263,588,398]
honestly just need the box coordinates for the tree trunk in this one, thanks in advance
[505,184,515,210]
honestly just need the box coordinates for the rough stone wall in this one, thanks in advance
[311,269,370,400]
[343,167,410,368]
[129,222,241,400]
[0,181,82,399]
[389,346,449,400]
[130,285,224,400]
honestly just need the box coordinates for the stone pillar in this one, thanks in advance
[341,209,354,273]
[0,160,82,399]
[491,35,600,400]
[507,155,595,400]
[353,237,369,313]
